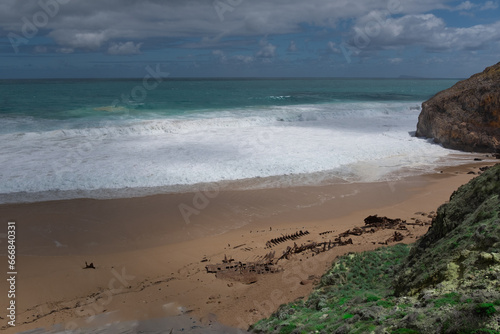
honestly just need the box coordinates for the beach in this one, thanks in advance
[1,1,499,332]
[1,159,495,333]
[0,77,495,333]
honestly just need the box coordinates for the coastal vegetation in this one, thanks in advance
[251,165,500,333]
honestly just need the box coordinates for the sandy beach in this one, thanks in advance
[0,158,496,333]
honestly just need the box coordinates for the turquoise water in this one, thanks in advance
[0,78,456,131]
[0,78,461,203]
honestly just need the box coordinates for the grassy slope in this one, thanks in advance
[250,165,500,334]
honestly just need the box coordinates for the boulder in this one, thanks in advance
[416,62,500,152]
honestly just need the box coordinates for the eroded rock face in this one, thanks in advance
[416,62,500,152]
[394,164,500,297]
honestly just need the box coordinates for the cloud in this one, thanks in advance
[0,0,453,52]
[212,49,227,63]
[480,0,499,10]
[327,41,341,54]
[107,41,142,55]
[451,0,499,11]
[454,1,476,11]
[50,31,108,50]
[234,54,254,64]
[287,40,297,52]
[388,57,403,64]
[346,12,500,52]
[34,45,47,53]
[256,38,276,59]
[213,49,253,64]
[56,47,74,54]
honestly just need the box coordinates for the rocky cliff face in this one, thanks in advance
[394,164,500,297]
[416,62,500,152]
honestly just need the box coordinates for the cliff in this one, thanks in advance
[394,164,500,297]
[251,165,500,333]
[416,62,500,152]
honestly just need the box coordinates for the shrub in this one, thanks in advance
[279,323,297,334]
[434,292,461,308]
[392,328,419,334]
[366,295,381,302]
[377,299,395,308]
[475,303,497,317]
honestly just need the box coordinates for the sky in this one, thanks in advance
[0,0,499,79]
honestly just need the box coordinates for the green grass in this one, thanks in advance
[377,299,395,308]
[279,324,296,334]
[392,329,420,334]
[433,292,461,308]
[475,303,497,317]
[250,244,411,333]
[365,294,381,302]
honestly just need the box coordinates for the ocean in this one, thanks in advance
[0,78,466,203]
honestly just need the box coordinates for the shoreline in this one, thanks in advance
[1,159,496,333]
[0,152,482,207]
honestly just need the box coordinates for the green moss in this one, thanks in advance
[338,297,349,306]
[314,324,325,331]
[392,329,420,334]
[433,292,461,308]
[279,324,296,334]
[365,294,381,302]
[475,303,497,317]
[458,329,500,334]
[352,322,377,333]
[377,299,395,308]
[251,244,411,333]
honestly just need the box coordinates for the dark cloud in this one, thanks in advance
[1,0,453,52]
[1,0,499,78]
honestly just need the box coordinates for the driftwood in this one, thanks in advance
[265,230,309,248]
[276,238,353,262]
[338,215,411,239]
[84,262,95,269]
[206,250,280,280]
[222,254,234,263]
[206,261,280,275]
[380,231,405,245]
[364,215,406,229]
[206,215,414,281]
[339,226,364,237]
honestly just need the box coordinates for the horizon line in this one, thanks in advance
[0,76,465,81]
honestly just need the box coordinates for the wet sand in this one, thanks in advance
[0,160,496,333]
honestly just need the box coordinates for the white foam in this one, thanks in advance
[0,102,460,203]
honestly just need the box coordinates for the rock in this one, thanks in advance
[416,62,500,152]
[394,164,500,297]
[479,252,493,261]
[334,324,351,334]
[355,306,383,321]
